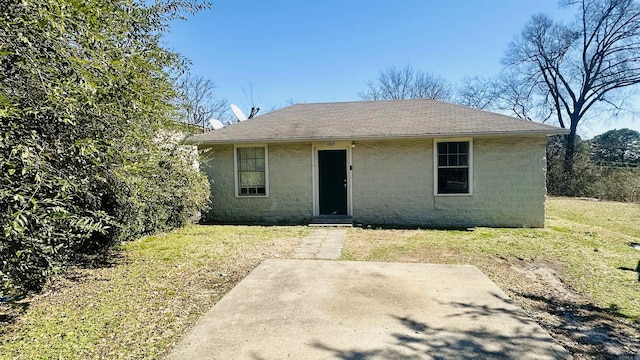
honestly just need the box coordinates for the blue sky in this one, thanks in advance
[163,0,639,138]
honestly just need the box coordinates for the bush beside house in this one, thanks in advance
[0,0,210,297]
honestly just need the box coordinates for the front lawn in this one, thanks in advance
[2,197,638,358]
[0,226,310,359]
[340,197,640,357]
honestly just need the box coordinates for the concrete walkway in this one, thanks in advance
[293,228,346,260]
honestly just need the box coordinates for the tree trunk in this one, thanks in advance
[563,113,580,194]
[563,129,576,174]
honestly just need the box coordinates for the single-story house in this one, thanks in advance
[189,99,568,228]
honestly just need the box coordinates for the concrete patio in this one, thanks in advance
[167,259,570,359]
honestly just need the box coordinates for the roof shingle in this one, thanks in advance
[190,99,568,144]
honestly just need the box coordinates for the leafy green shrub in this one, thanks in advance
[1,120,110,294]
[104,143,210,245]
[1,0,209,296]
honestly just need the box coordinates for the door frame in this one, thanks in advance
[312,141,352,217]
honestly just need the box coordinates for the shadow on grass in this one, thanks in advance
[311,301,569,359]
[1,249,124,324]
[353,224,475,231]
[617,259,640,282]
[199,220,476,231]
[68,248,124,271]
[0,300,29,324]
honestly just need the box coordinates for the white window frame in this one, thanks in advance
[234,144,269,197]
[433,138,473,196]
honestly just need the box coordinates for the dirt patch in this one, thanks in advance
[504,258,640,359]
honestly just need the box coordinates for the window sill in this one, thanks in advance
[434,193,473,197]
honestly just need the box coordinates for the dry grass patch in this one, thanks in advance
[0,225,309,359]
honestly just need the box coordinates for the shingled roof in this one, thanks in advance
[189,99,567,144]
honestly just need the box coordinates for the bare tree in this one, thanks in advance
[504,0,640,173]
[458,72,556,122]
[240,82,259,110]
[457,76,497,110]
[177,75,228,128]
[237,83,295,116]
[359,65,452,101]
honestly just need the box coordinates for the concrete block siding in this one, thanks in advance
[201,136,547,227]
[201,143,313,224]
[352,137,546,227]
[351,139,432,225]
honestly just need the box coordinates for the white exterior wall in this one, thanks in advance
[351,139,433,225]
[351,137,547,227]
[201,143,313,224]
[200,137,547,227]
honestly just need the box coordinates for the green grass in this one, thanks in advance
[0,225,309,359]
[547,196,640,239]
[2,198,639,358]
[341,197,640,323]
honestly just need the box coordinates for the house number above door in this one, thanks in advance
[326,141,335,146]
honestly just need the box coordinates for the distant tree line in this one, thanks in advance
[547,129,640,202]
[590,128,640,167]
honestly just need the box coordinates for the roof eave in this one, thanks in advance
[187,128,570,146]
